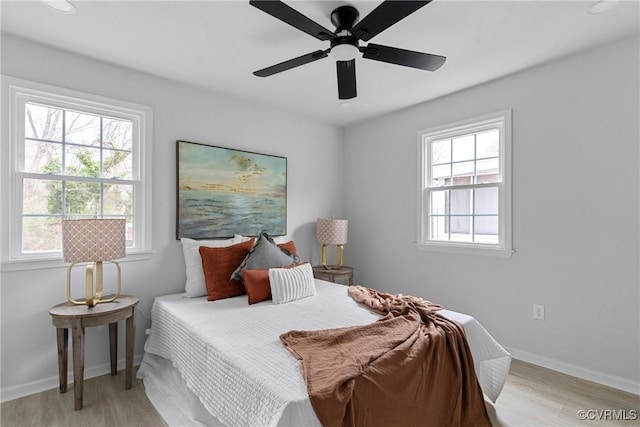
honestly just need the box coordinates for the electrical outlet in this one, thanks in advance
[533,304,545,320]
[145,328,151,335]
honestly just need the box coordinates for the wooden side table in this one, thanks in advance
[49,295,138,410]
[312,265,354,286]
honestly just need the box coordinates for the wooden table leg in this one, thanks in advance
[71,319,85,410]
[125,310,135,390]
[109,322,118,376]
[56,328,68,393]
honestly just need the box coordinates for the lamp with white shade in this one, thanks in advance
[316,218,348,270]
[62,219,126,307]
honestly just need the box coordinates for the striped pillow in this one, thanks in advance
[269,263,316,304]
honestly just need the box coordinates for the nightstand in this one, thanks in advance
[49,295,138,410]
[312,265,354,286]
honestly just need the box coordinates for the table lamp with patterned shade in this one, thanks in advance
[62,219,126,307]
[316,217,348,270]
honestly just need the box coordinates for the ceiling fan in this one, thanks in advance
[250,0,446,100]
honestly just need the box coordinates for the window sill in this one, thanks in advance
[1,250,155,272]
[416,242,514,258]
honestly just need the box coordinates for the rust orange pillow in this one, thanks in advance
[277,240,297,257]
[242,269,272,305]
[200,239,255,301]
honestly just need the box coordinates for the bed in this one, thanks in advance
[137,279,511,427]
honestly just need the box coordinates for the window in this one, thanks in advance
[417,110,512,257]
[1,77,152,269]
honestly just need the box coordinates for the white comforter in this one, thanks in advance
[139,280,510,427]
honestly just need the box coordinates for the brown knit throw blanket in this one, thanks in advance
[279,286,491,427]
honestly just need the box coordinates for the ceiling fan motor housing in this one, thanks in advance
[331,5,360,32]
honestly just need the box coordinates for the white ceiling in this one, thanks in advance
[1,0,638,126]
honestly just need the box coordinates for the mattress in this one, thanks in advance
[138,280,511,427]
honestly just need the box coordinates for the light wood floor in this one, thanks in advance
[0,371,166,427]
[1,360,638,426]
[488,360,639,426]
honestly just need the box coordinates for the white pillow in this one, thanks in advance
[181,236,241,297]
[269,263,316,304]
[234,234,254,243]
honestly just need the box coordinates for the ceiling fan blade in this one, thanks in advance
[362,43,446,71]
[336,60,357,100]
[250,0,334,41]
[351,1,432,42]
[254,50,329,77]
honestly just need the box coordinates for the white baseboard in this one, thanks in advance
[505,346,639,396]
[0,353,144,403]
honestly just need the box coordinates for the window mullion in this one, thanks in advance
[473,133,477,184]
[16,171,132,185]
[471,133,477,242]
[100,115,104,178]
[424,187,429,242]
[99,116,104,217]
[62,109,67,175]
[470,188,475,242]
[62,180,67,219]
[447,189,451,241]
[427,182,499,191]
[449,138,453,186]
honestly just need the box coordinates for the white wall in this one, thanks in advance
[2,32,638,402]
[344,36,639,394]
[0,34,344,400]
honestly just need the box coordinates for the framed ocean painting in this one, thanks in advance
[176,140,287,239]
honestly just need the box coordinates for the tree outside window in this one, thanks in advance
[22,103,134,253]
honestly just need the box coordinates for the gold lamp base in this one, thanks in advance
[66,260,121,307]
[321,244,344,270]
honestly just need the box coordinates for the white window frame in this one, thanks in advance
[417,110,513,257]
[1,76,153,271]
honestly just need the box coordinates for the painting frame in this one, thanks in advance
[176,140,287,239]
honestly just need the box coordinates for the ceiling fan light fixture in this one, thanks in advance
[41,0,76,14]
[330,44,359,61]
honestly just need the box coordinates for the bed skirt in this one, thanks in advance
[138,353,320,427]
